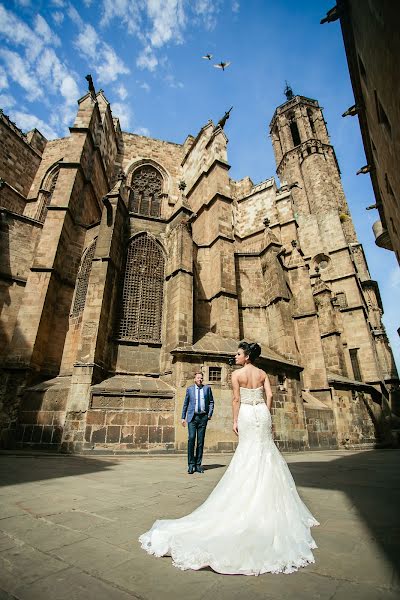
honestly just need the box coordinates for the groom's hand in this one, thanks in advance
[181,419,186,427]
[233,421,238,435]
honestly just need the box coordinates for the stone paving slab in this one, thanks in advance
[0,449,399,599]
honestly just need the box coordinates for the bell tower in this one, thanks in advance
[269,86,357,256]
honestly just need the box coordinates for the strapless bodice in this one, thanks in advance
[239,386,265,405]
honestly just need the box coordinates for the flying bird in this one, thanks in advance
[202,54,213,60]
[214,61,231,71]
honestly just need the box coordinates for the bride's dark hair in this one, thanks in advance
[238,341,261,363]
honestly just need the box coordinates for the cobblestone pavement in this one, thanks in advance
[0,449,399,600]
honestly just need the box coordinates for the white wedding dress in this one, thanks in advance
[139,387,319,575]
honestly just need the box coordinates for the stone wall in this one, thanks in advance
[0,114,45,198]
[0,214,42,359]
[305,406,338,449]
[84,394,175,452]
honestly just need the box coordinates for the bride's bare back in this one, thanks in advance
[236,364,267,389]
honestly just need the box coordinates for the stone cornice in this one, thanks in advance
[0,208,43,227]
[197,290,238,302]
[0,272,27,285]
[195,234,234,249]
[185,158,231,200]
[192,191,233,218]
[276,139,333,175]
[165,268,193,281]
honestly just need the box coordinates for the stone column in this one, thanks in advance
[313,271,347,377]
[286,244,329,391]
[163,202,194,362]
[260,223,297,361]
[61,178,128,451]
[8,94,106,377]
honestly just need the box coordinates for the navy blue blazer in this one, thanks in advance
[181,384,214,423]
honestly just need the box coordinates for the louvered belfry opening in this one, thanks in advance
[129,165,162,217]
[71,239,97,317]
[118,233,164,343]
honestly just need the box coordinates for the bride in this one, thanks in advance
[139,341,319,575]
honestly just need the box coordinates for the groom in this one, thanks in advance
[181,371,214,474]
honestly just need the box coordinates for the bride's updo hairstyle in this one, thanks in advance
[238,341,261,363]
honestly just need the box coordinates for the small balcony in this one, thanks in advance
[373,220,393,251]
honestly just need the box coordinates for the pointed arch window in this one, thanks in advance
[289,119,301,147]
[71,238,97,317]
[307,108,316,137]
[129,165,162,217]
[118,233,164,343]
[37,168,59,222]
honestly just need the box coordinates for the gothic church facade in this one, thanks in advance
[0,86,398,453]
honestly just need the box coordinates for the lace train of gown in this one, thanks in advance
[139,387,319,575]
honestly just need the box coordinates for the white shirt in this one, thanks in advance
[194,385,205,413]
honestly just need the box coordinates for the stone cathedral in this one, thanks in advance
[0,84,398,454]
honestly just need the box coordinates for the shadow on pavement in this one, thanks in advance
[0,454,118,487]
[289,449,400,578]
[203,464,225,471]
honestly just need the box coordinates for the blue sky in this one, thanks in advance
[1,0,399,367]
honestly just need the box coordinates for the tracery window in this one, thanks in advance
[71,239,97,317]
[118,233,164,343]
[37,168,59,222]
[129,165,162,218]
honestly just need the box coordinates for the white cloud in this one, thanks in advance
[99,0,222,72]
[0,93,16,109]
[51,0,66,7]
[100,0,143,36]
[117,84,128,100]
[137,45,158,71]
[34,47,79,105]
[138,81,150,92]
[0,66,8,90]
[52,11,64,25]
[0,4,80,136]
[96,46,130,83]
[147,0,186,48]
[0,4,43,61]
[67,4,83,27]
[83,0,93,6]
[9,110,58,139]
[74,24,98,61]
[0,49,43,100]
[134,126,150,136]
[193,0,221,31]
[70,14,130,84]
[164,73,184,89]
[35,14,61,46]
[111,102,132,130]
[231,1,240,13]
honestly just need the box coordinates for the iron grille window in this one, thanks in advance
[129,166,162,217]
[208,367,222,382]
[37,169,59,222]
[118,233,164,342]
[71,239,97,317]
[349,348,362,382]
